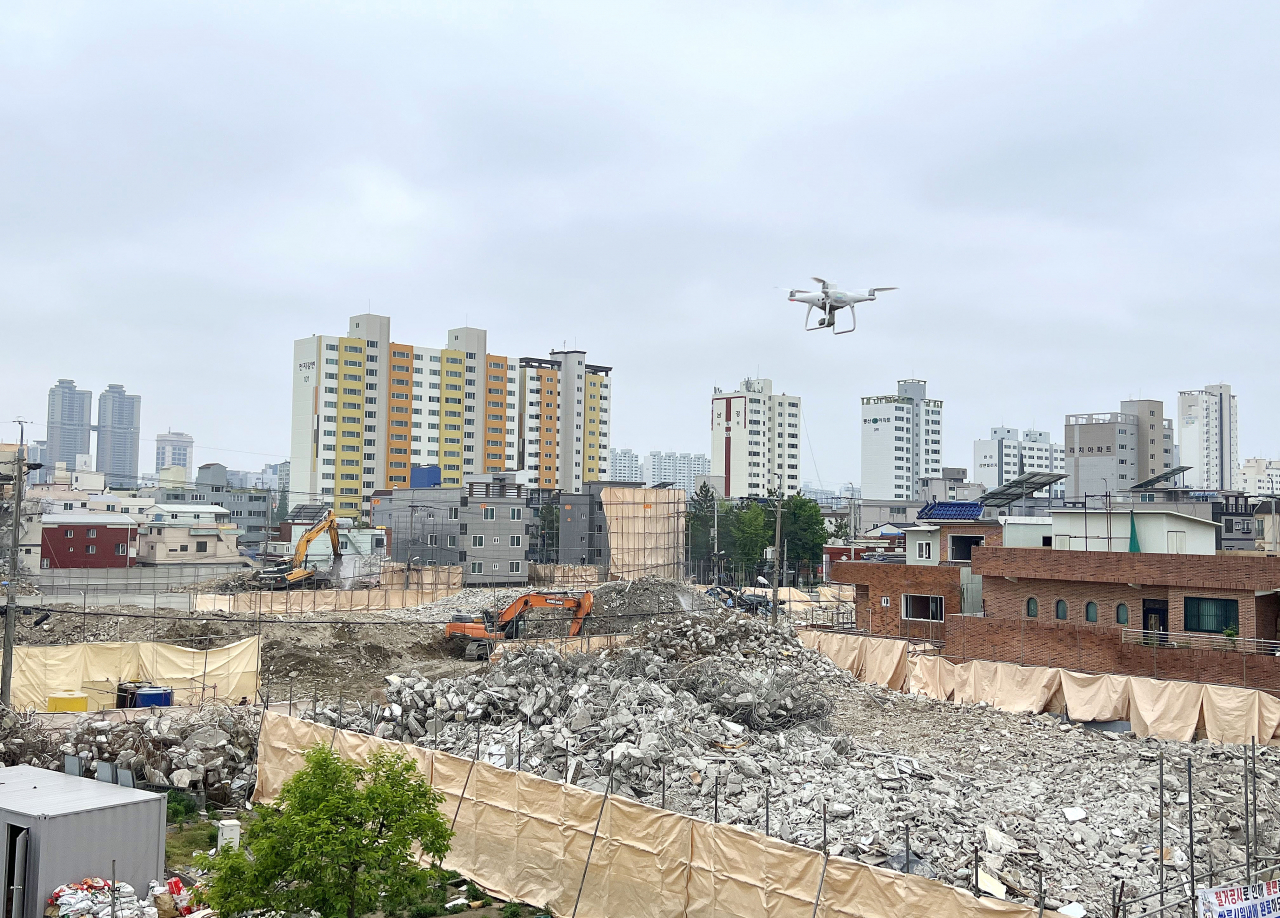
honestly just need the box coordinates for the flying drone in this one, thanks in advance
[789,278,897,335]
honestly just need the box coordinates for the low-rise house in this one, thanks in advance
[39,512,138,569]
[136,504,240,564]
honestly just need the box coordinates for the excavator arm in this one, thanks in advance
[276,511,343,584]
[444,591,594,648]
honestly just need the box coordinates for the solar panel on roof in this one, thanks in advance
[916,501,984,521]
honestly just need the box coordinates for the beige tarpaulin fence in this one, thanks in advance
[254,712,1052,918]
[529,564,601,589]
[194,580,462,613]
[600,487,685,581]
[15,636,260,711]
[801,630,1280,745]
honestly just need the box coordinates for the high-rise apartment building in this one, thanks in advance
[46,379,92,471]
[518,349,612,493]
[859,379,942,500]
[643,451,710,493]
[95,384,141,488]
[1178,384,1239,490]
[609,448,643,482]
[973,428,1065,498]
[292,315,610,518]
[1242,458,1280,497]
[1064,399,1176,498]
[710,378,802,498]
[155,431,194,480]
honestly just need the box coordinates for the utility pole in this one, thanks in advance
[712,494,719,585]
[4,422,29,707]
[771,476,783,627]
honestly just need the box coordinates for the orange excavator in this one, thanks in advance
[444,591,594,660]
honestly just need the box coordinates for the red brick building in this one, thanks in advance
[39,513,137,569]
[828,545,1280,692]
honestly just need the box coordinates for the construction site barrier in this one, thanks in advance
[193,581,463,614]
[14,636,260,712]
[255,711,1052,918]
[528,564,602,589]
[800,630,1280,746]
[489,634,630,661]
[600,487,685,581]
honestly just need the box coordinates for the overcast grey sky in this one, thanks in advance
[2,2,1277,487]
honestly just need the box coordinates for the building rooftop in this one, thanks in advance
[40,512,138,526]
[0,764,160,817]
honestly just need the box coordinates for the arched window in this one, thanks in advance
[1026,597,1038,618]
[1116,603,1129,625]
[1055,599,1068,620]
[1085,601,1098,623]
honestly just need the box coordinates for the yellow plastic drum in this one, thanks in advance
[47,691,89,712]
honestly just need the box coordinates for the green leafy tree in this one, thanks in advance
[687,482,720,567]
[830,516,852,543]
[779,493,829,562]
[197,745,452,918]
[731,501,769,568]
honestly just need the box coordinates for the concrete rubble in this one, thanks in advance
[0,704,260,804]
[300,606,1280,918]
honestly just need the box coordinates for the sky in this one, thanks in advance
[2,2,1277,489]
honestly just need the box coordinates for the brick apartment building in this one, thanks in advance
[827,505,1280,692]
[39,512,138,568]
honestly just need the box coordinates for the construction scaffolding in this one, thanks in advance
[599,486,686,581]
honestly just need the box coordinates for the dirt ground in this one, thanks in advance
[15,588,538,698]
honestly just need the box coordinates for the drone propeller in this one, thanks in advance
[868,287,898,294]
[811,277,833,291]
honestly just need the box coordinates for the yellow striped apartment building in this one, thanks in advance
[290,315,612,518]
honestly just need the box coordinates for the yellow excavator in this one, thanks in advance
[255,511,343,590]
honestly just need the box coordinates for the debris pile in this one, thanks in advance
[2,704,262,804]
[299,608,1280,917]
[304,611,849,800]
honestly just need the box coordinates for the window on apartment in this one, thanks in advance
[86,528,97,538]
[1184,597,1239,634]
[65,529,74,538]
[116,543,127,556]
[180,544,189,552]
[483,507,496,520]
[1116,603,1129,625]
[196,541,208,553]
[448,507,459,520]
[470,561,484,574]
[85,544,96,554]
[510,535,522,547]
[1085,601,1098,623]
[509,561,522,574]
[510,507,522,521]
[1055,600,1068,620]
[1026,597,1038,618]
[471,534,484,548]
[916,540,931,560]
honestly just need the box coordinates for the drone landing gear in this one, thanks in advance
[804,304,856,334]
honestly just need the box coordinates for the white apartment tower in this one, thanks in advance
[1178,384,1239,490]
[608,448,643,482]
[643,451,711,493]
[155,431,195,480]
[973,428,1066,498]
[710,378,801,498]
[1241,459,1280,497]
[860,379,943,500]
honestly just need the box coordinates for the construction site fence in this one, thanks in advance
[193,579,463,614]
[489,633,630,661]
[13,636,260,712]
[528,564,602,589]
[255,711,1049,918]
[800,630,1280,746]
